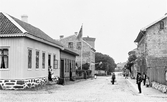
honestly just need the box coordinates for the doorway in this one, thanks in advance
[70,62,73,81]
[48,54,52,81]
[60,59,64,84]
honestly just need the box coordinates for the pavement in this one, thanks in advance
[1,75,167,102]
[126,77,167,98]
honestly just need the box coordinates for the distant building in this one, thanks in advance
[60,34,96,76]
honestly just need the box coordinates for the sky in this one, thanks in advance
[0,0,167,63]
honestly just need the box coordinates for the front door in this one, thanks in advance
[69,62,72,80]
[48,54,52,81]
[60,59,64,84]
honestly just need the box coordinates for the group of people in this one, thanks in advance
[136,72,150,94]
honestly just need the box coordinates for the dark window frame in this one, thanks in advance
[28,49,32,69]
[0,49,9,69]
[42,52,45,69]
[160,21,164,30]
[76,42,81,50]
[68,42,74,49]
[36,50,40,69]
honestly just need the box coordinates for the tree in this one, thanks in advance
[126,51,137,73]
[95,52,116,74]
[82,63,90,70]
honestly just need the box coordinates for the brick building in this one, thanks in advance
[59,34,96,76]
[134,14,167,87]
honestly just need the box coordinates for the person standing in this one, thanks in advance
[143,73,146,86]
[136,72,142,93]
[48,66,52,81]
[111,72,116,84]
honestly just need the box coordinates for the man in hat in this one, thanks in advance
[136,72,142,93]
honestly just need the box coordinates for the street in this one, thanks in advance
[0,73,167,102]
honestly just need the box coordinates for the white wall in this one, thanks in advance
[0,37,61,80]
[23,38,61,79]
[0,37,24,79]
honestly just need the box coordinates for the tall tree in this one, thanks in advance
[95,52,116,74]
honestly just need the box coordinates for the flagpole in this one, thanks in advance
[81,38,83,70]
[81,25,83,70]
[76,24,83,70]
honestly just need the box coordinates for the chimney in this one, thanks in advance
[21,15,28,22]
[60,35,64,39]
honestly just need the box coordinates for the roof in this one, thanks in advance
[134,14,167,43]
[83,36,96,41]
[0,12,63,48]
[61,46,79,56]
[134,30,145,42]
[141,14,167,31]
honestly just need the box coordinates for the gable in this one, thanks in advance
[0,13,22,34]
[0,12,63,48]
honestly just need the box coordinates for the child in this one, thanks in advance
[145,77,149,87]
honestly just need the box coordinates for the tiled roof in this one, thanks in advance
[0,13,22,34]
[0,12,79,55]
[9,15,63,47]
[0,12,63,47]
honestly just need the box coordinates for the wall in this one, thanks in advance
[146,18,167,57]
[0,37,24,79]
[60,35,95,74]
[23,37,61,79]
[60,51,76,80]
[145,17,167,85]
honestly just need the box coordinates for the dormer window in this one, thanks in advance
[160,21,164,30]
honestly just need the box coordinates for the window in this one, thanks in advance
[36,50,39,69]
[66,59,68,72]
[76,42,81,50]
[72,60,75,71]
[65,59,67,72]
[48,54,51,67]
[0,49,9,69]
[160,21,164,30]
[68,59,70,72]
[165,71,167,81]
[53,55,58,69]
[42,52,45,69]
[28,49,32,69]
[68,42,73,49]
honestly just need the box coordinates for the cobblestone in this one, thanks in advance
[0,73,167,102]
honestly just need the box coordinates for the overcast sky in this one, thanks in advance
[1,0,167,63]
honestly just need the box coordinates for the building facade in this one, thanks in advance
[60,47,79,84]
[134,14,167,92]
[60,35,96,76]
[0,12,78,90]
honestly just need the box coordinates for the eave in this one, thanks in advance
[134,30,145,43]
[0,33,64,50]
[62,48,79,56]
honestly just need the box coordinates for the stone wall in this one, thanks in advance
[146,18,167,57]
[152,81,167,93]
[0,77,47,90]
